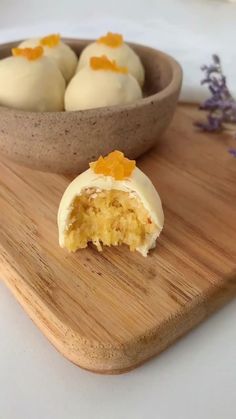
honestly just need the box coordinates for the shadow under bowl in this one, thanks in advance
[0,38,182,174]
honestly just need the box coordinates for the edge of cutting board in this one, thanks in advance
[1,259,235,374]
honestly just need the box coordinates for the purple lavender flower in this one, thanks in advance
[228,148,236,157]
[196,55,236,132]
[195,55,236,157]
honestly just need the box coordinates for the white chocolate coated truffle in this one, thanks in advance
[58,158,164,257]
[65,66,142,111]
[0,55,65,111]
[77,36,145,86]
[19,36,78,82]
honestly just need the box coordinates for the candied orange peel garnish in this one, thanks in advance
[90,55,128,74]
[40,33,60,48]
[90,151,136,180]
[12,46,43,60]
[97,32,123,48]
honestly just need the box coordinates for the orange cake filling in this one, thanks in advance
[90,55,128,74]
[90,150,135,180]
[97,32,123,48]
[64,188,155,252]
[40,33,60,48]
[12,46,43,60]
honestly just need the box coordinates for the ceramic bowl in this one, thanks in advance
[0,38,182,174]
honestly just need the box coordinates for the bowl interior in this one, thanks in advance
[0,38,174,101]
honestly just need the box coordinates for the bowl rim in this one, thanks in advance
[0,38,183,117]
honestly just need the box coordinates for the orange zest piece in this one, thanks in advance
[90,55,128,74]
[90,150,136,180]
[97,32,123,48]
[12,46,43,60]
[40,33,60,48]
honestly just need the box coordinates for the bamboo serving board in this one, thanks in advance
[0,105,236,374]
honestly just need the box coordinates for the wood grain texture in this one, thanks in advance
[0,105,236,374]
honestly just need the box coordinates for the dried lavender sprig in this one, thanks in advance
[229,148,236,157]
[196,54,236,132]
[195,55,236,157]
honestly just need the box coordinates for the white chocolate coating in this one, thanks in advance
[65,67,142,111]
[19,38,78,82]
[0,55,65,111]
[77,41,145,86]
[58,167,164,256]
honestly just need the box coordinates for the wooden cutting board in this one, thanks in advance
[0,105,236,374]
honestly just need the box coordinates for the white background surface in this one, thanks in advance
[0,1,236,418]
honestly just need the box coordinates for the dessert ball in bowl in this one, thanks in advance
[65,55,142,111]
[18,34,78,83]
[0,37,182,175]
[76,32,145,87]
[0,46,65,111]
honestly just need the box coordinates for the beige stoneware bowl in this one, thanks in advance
[0,38,182,174]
